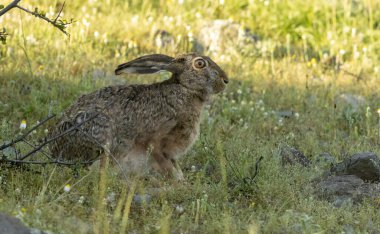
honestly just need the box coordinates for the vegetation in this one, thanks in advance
[1,0,380,233]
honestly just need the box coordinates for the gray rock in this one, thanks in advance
[331,152,380,182]
[346,152,380,182]
[314,175,380,206]
[197,20,258,54]
[1,143,18,159]
[335,94,367,113]
[133,194,152,205]
[316,175,363,197]
[274,110,294,118]
[280,146,311,167]
[0,213,35,234]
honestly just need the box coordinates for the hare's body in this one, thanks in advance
[50,53,228,178]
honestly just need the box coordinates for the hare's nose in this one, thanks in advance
[223,77,229,84]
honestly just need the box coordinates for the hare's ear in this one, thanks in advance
[115,54,174,75]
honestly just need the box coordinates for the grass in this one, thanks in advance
[1,0,380,233]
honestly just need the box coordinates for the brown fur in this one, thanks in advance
[49,53,228,179]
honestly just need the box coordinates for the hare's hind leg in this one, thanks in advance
[151,149,185,180]
[151,151,173,175]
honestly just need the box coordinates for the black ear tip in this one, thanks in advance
[115,69,122,75]
[115,68,123,76]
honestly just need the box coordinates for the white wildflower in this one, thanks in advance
[78,196,85,204]
[175,205,184,214]
[19,120,27,130]
[64,184,71,192]
[191,165,196,172]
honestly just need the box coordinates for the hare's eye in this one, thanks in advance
[194,58,206,69]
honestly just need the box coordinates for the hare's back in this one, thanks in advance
[50,85,137,161]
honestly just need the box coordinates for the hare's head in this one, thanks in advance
[115,53,228,94]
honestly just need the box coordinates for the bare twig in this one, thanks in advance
[0,99,129,179]
[15,4,72,35]
[18,113,100,161]
[53,1,65,24]
[342,68,364,81]
[0,0,21,17]
[0,115,56,150]
[0,113,101,167]
[1,158,98,166]
[243,156,263,184]
[251,156,263,181]
[21,139,53,160]
[0,0,73,38]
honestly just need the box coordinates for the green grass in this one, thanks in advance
[1,0,380,233]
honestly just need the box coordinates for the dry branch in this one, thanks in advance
[0,0,21,17]
[0,112,129,181]
[0,114,100,166]
[0,0,73,43]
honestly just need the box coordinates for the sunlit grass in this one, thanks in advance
[1,0,380,233]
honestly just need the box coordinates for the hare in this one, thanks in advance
[49,53,228,179]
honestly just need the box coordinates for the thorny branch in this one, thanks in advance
[0,0,73,43]
[0,111,129,181]
[0,114,101,166]
[0,0,21,17]
[0,115,56,151]
[243,156,263,184]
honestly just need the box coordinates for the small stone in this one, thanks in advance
[133,194,151,205]
[1,143,18,159]
[336,94,366,110]
[175,205,184,215]
[274,110,294,118]
[280,146,311,167]
[107,192,116,203]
